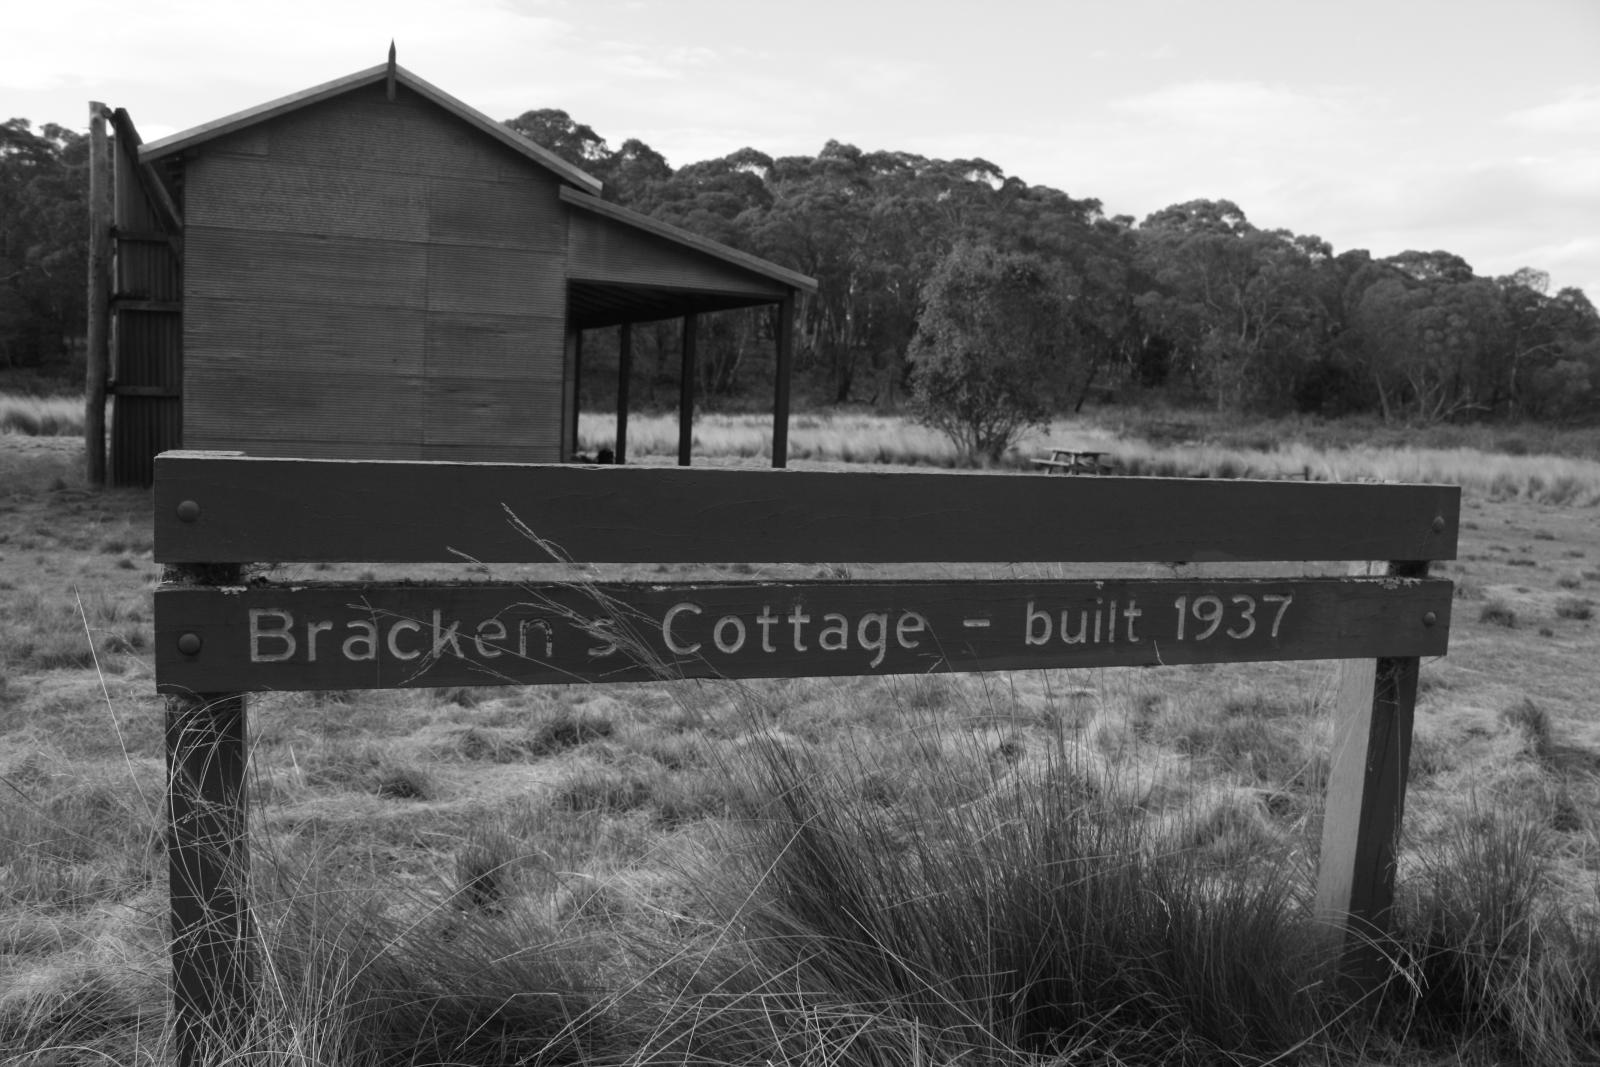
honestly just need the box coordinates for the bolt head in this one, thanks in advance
[176,500,201,523]
[177,632,202,655]
[1431,516,1445,533]
[1422,611,1438,627]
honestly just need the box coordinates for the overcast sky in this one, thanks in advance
[9,0,1598,300]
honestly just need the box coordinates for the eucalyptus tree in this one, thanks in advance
[0,118,85,371]
[1132,200,1327,411]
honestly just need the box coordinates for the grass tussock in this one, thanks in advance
[1555,597,1594,621]
[1480,600,1519,628]
[703,733,1323,1064]
[0,393,82,437]
[14,690,1600,1064]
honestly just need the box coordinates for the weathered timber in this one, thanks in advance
[678,313,697,466]
[1316,559,1429,981]
[107,107,184,487]
[155,576,1452,694]
[615,322,632,464]
[110,385,182,398]
[154,454,1461,565]
[111,298,182,313]
[773,293,793,469]
[163,563,252,1067]
[86,103,112,488]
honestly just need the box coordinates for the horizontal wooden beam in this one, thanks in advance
[153,454,1460,565]
[110,384,180,398]
[112,227,181,247]
[155,576,1453,693]
[112,298,182,313]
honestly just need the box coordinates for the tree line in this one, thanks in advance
[5,109,1596,442]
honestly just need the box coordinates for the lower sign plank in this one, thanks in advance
[155,577,1453,694]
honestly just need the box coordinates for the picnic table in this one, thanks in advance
[1031,447,1112,475]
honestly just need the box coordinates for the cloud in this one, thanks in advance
[1108,80,1371,135]
[1505,86,1600,134]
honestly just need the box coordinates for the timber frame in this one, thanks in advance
[151,453,1457,1062]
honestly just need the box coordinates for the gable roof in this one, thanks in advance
[560,186,818,294]
[139,63,603,196]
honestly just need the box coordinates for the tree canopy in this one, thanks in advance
[4,105,1597,431]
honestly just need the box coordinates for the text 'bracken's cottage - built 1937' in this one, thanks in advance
[85,54,816,486]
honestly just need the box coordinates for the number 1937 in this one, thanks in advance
[1173,593,1292,641]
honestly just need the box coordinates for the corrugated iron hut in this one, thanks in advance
[86,58,816,486]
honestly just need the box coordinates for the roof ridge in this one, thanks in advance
[138,62,603,196]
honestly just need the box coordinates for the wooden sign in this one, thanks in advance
[151,450,1461,1063]
[156,577,1452,693]
[154,454,1460,565]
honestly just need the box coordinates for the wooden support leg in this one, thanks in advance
[772,294,794,469]
[572,330,584,457]
[1315,559,1427,991]
[165,563,253,1065]
[615,322,632,465]
[678,314,697,467]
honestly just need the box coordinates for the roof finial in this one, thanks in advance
[386,41,397,101]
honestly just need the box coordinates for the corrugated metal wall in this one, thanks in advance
[109,115,182,487]
[182,83,565,463]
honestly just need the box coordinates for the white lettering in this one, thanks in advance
[1061,609,1088,645]
[521,619,555,659]
[474,619,506,659]
[896,612,927,650]
[663,602,702,654]
[787,605,811,652]
[1122,599,1143,643]
[1026,601,1051,645]
[249,609,296,663]
[305,619,332,662]
[713,615,746,653]
[857,613,888,668]
[756,606,778,652]
[431,610,463,658]
[387,619,422,660]
[343,619,378,661]
[818,614,849,651]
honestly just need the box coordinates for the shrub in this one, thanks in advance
[1479,601,1517,628]
[1555,597,1594,621]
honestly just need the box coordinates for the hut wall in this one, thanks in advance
[181,82,565,462]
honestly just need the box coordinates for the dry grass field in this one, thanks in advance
[4,416,1600,1065]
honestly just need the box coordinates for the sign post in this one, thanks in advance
[162,561,252,1067]
[153,454,1458,1060]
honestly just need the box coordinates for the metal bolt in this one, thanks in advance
[177,500,201,523]
[177,632,202,655]
[1431,516,1445,533]
[1422,611,1437,627]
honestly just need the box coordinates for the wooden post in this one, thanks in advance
[571,329,584,456]
[772,293,794,469]
[85,102,112,488]
[1315,558,1429,987]
[165,564,253,1066]
[615,322,632,464]
[560,328,578,462]
[678,313,697,466]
